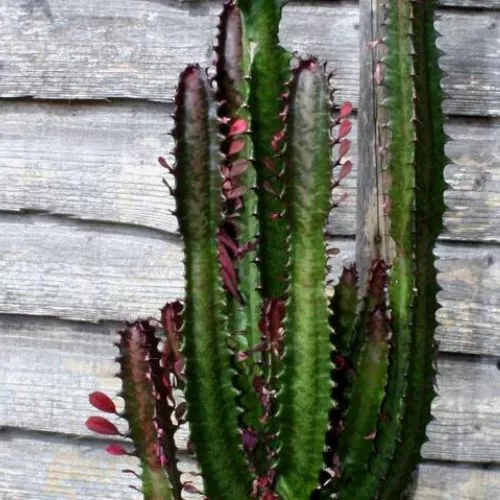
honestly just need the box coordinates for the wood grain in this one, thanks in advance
[415,462,500,500]
[0,1,498,116]
[439,0,500,9]
[0,102,497,242]
[0,429,497,500]
[0,430,200,500]
[444,117,500,242]
[0,215,185,322]
[0,317,499,465]
[0,216,498,354]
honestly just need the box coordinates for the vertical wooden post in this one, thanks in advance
[356,0,393,290]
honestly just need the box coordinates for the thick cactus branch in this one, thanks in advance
[276,59,334,499]
[174,65,252,499]
[378,0,446,496]
[239,0,291,298]
[116,321,173,500]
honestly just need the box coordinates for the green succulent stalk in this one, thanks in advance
[87,1,447,499]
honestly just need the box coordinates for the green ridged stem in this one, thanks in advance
[174,65,251,499]
[239,0,291,298]
[368,0,415,484]
[216,2,261,368]
[331,265,359,358]
[117,322,172,500]
[215,4,268,467]
[378,1,446,496]
[276,60,333,499]
[337,2,445,498]
[334,262,390,497]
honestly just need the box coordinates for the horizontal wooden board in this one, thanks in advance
[0,430,200,499]
[414,462,500,500]
[436,244,500,356]
[0,215,498,354]
[0,215,185,322]
[0,102,498,241]
[440,0,500,8]
[443,117,500,242]
[0,431,497,500]
[0,1,498,116]
[422,355,500,463]
[0,319,499,463]
[0,215,352,322]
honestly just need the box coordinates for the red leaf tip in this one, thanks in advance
[106,443,129,456]
[89,391,117,414]
[86,416,121,436]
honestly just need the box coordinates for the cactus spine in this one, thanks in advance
[87,0,447,498]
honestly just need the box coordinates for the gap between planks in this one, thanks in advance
[0,1,498,116]
[0,310,499,464]
[0,100,498,242]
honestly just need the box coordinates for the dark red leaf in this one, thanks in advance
[86,416,120,436]
[337,160,353,182]
[89,391,116,414]
[339,101,353,120]
[228,118,248,136]
[183,482,204,494]
[337,120,352,139]
[227,158,250,178]
[106,443,129,456]
[228,139,246,156]
[272,130,285,152]
[338,139,351,158]
[226,185,248,200]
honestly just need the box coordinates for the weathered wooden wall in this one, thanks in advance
[0,0,498,498]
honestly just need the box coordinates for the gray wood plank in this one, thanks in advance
[0,0,358,106]
[436,244,500,356]
[422,356,500,463]
[415,462,500,500]
[444,117,500,242]
[0,215,498,354]
[440,0,500,8]
[0,430,200,499]
[0,102,497,242]
[0,431,142,499]
[0,215,353,322]
[0,1,498,116]
[436,10,500,116]
[0,431,497,500]
[0,215,185,322]
[0,315,498,464]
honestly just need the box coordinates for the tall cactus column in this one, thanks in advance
[350,0,447,498]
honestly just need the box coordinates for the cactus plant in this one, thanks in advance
[86,0,447,498]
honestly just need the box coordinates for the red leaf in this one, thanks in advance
[227,159,250,178]
[226,185,248,200]
[158,156,174,173]
[339,101,353,120]
[86,416,120,436]
[337,160,353,182]
[228,139,246,156]
[337,120,352,139]
[272,130,285,152]
[228,118,248,136]
[89,391,116,414]
[338,139,351,159]
[183,482,203,494]
[106,443,129,456]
